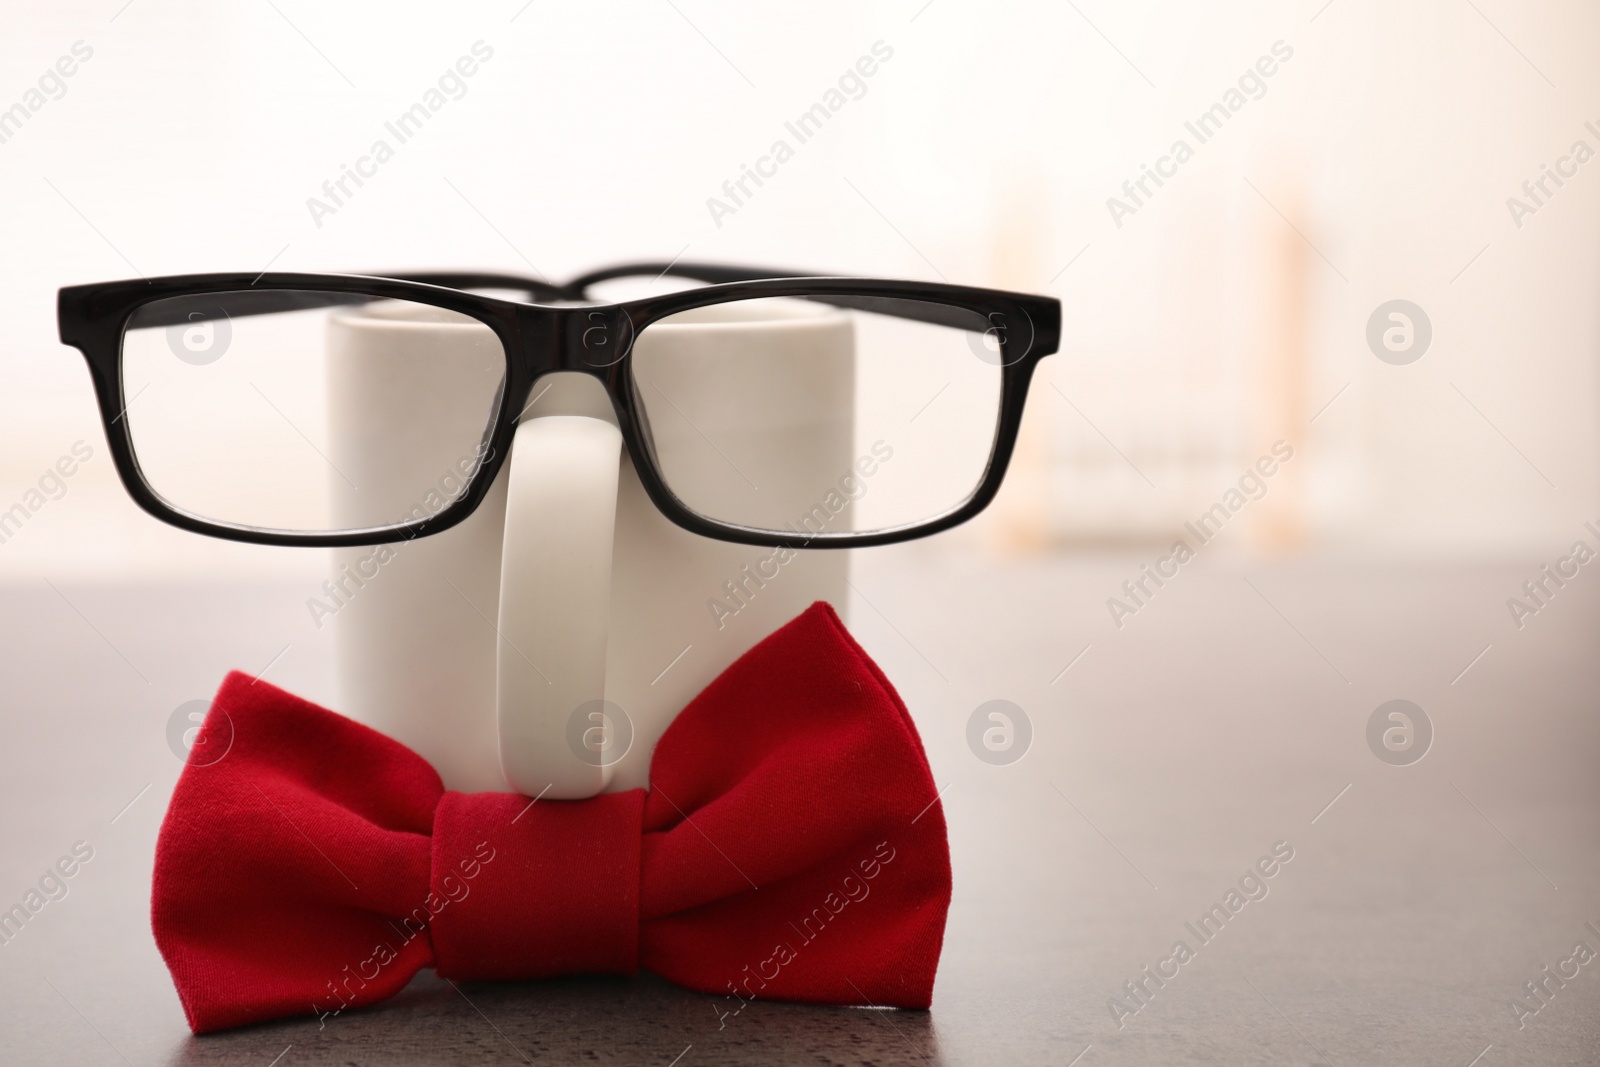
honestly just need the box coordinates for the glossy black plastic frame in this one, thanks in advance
[58,263,1060,549]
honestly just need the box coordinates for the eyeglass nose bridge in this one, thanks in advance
[515,304,635,376]
[505,305,635,421]
[500,306,636,438]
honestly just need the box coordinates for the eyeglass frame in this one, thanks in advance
[57,263,1061,550]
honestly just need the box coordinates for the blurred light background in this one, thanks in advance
[1,0,1596,580]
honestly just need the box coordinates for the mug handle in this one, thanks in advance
[495,414,620,798]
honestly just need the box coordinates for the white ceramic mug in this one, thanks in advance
[324,298,855,797]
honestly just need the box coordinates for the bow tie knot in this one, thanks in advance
[429,790,643,983]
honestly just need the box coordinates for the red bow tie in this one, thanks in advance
[152,602,952,1033]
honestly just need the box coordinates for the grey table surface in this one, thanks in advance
[1,549,1597,1066]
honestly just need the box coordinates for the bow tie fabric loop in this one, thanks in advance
[431,789,643,982]
[152,602,952,1033]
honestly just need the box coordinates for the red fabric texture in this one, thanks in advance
[429,790,644,981]
[152,602,951,1033]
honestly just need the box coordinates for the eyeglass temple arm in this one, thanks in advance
[562,261,809,296]
[394,264,815,300]
[390,266,811,302]
[407,263,1006,334]
[388,266,785,301]
[561,262,1003,333]
[391,272,568,300]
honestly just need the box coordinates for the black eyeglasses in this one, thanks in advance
[57,263,1059,549]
